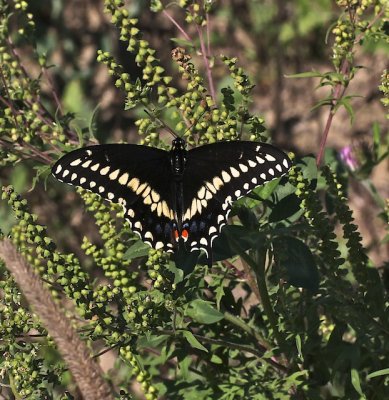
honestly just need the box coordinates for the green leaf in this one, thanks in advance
[181,330,208,352]
[335,97,355,124]
[367,368,389,379]
[31,164,52,191]
[178,356,192,380]
[285,71,324,78]
[273,236,320,291]
[185,299,224,325]
[268,193,302,222]
[212,225,265,262]
[310,97,334,112]
[11,163,28,194]
[351,369,366,399]
[295,334,303,361]
[210,354,223,364]
[170,37,195,49]
[252,178,281,200]
[124,240,150,259]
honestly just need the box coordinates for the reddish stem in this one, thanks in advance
[316,5,385,166]
[163,9,192,42]
[196,24,216,103]
[316,60,350,166]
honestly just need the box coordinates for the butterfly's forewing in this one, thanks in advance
[52,145,178,252]
[181,141,291,257]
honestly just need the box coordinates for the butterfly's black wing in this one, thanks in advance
[52,145,178,253]
[181,141,291,258]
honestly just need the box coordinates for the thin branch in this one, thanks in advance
[316,59,350,166]
[163,9,193,42]
[42,66,63,115]
[196,24,216,103]
[206,12,211,56]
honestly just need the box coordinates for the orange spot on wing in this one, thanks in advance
[181,229,189,242]
[174,229,179,241]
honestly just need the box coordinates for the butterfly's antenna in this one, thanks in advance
[183,107,208,137]
[144,109,177,139]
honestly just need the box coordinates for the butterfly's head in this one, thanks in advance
[172,137,186,151]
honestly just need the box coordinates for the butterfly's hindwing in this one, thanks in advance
[52,144,178,252]
[181,141,291,255]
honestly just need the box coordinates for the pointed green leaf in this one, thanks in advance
[181,330,208,352]
[185,299,224,325]
[367,368,389,379]
[124,240,150,259]
[351,369,366,398]
[273,236,320,291]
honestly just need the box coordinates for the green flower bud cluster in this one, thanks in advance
[123,289,168,333]
[0,272,41,337]
[178,1,209,26]
[0,3,66,162]
[0,271,61,398]
[1,344,54,399]
[119,345,158,400]
[135,118,162,147]
[97,50,150,110]
[1,186,95,314]
[79,189,138,294]
[222,56,254,98]
[150,0,163,13]
[170,47,215,141]
[322,166,369,282]
[145,249,174,291]
[379,69,389,115]
[331,19,355,69]
[289,168,346,275]
[9,0,35,37]
[221,56,268,142]
[103,0,174,93]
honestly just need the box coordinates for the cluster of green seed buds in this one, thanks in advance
[79,189,138,295]
[322,166,369,281]
[119,346,158,400]
[221,56,267,141]
[1,186,95,313]
[170,47,214,139]
[1,343,55,398]
[103,0,172,90]
[178,0,214,25]
[222,56,254,97]
[145,249,175,291]
[379,69,389,114]
[0,1,72,162]
[289,167,345,276]
[97,50,150,110]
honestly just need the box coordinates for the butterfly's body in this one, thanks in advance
[52,138,291,264]
[169,138,187,236]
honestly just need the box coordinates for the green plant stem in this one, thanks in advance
[252,253,286,350]
[8,374,22,400]
[223,311,271,350]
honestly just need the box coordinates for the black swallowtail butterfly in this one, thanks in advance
[52,138,291,264]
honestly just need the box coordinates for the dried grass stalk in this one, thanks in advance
[0,238,115,400]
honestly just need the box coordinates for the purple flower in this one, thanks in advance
[340,145,359,171]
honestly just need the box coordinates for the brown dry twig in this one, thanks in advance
[0,239,114,400]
